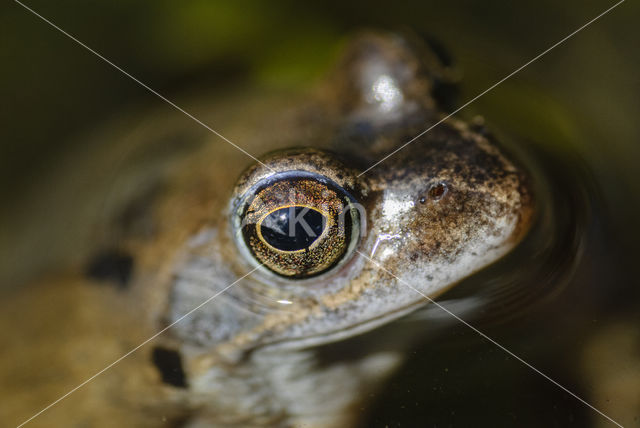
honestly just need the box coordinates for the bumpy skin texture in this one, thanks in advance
[0,32,532,427]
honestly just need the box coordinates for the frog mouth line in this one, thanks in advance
[256,288,451,352]
[248,206,529,352]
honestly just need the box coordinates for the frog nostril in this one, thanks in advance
[428,182,448,201]
[85,250,134,289]
[419,182,448,204]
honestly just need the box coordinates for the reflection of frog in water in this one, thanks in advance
[0,32,532,427]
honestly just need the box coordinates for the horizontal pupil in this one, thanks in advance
[260,206,326,252]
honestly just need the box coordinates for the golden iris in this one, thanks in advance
[238,174,357,278]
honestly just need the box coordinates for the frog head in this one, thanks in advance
[166,32,533,357]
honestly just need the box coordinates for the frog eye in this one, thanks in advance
[233,172,360,278]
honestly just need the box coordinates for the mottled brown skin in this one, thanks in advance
[0,32,532,427]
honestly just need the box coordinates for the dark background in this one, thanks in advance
[2,1,639,426]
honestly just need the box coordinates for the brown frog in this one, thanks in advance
[0,32,533,427]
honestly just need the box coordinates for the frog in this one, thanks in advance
[0,31,533,427]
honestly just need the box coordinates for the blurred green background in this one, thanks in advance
[3,0,638,285]
[2,0,638,212]
[2,1,639,426]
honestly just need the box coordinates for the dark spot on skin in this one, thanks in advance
[162,415,192,428]
[423,35,453,67]
[152,347,188,388]
[431,79,458,113]
[117,182,163,239]
[85,250,133,289]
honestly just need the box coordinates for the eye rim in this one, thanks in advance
[255,204,331,254]
[231,170,362,280]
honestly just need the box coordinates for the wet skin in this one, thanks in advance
[0,32,533,427]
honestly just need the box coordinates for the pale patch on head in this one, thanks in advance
[370,233,402,259]
[368,74,403,113]
[381,194,415,222]
[398,210,520,298]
